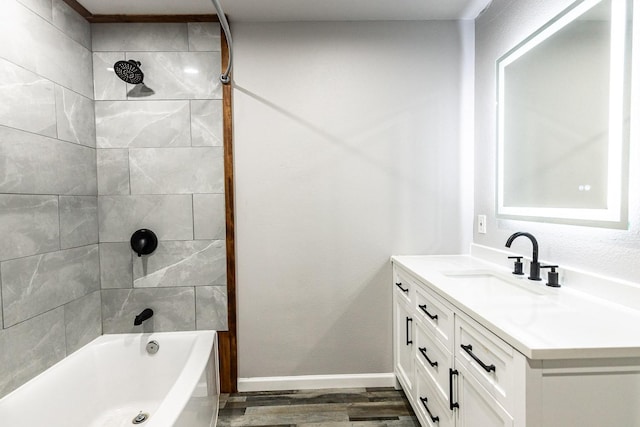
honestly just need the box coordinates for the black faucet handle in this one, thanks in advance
[540,265,560,288]
[507,256,524,275]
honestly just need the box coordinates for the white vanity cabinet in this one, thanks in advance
[394,264,519,427]
[392,256,640,427]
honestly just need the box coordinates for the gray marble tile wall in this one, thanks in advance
[92,22,228,335]
[0,0,101,398]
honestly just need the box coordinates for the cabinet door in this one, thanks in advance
[394,297,414,394]
[456,364,513,427]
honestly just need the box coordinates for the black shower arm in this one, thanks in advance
[211,0,233,85]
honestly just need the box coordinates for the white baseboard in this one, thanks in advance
[237,372,396,392]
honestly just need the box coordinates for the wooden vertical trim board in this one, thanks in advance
[220,24,238,393]
[217,331,232,392]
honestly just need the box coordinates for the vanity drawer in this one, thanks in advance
[415,321,452,406]
[415,286,454,350]
[393,267,416,304]
[415,367,455,427]
[455,314,522,412]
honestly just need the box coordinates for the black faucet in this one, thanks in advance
[134,308,154,326]
[505,232,541,281]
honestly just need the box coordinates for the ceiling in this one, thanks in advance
[76,0,493,21]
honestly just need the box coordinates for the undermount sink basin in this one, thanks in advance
[442,271,547,297]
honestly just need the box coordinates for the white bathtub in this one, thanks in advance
[0,331,219,427]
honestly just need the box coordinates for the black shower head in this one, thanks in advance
[113,60,145,85]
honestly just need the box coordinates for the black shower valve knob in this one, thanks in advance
[130,229,158,257]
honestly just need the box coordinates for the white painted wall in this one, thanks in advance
[233,21,475,379]
[474,0,640,281]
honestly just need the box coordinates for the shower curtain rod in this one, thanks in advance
[211,0,233,84]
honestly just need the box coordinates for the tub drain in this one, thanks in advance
[132,412,149,424]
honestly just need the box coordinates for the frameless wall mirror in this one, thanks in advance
[497,0,632,228]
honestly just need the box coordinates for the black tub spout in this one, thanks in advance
[134,308,154,326]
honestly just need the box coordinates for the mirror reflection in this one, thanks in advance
[497,0,631,226]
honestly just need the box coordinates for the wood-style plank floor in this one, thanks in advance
[217,387,420,427]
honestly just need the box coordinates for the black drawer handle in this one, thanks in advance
[420,397,439,423]
[418,304,438,320]
[461,344,496,373]
[449,369,459,410]
[406,317,413,345]
[418,347,438,367]
[395,282,409,293]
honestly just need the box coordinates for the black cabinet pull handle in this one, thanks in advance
[395,282,409,293]
[419,347,438,367]
[405,317,413,345]
[460,344,496,372]
[449,369,459,410]
[418,304,438,320]
[420,397,440,423]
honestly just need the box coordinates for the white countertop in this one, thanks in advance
[392,254,640,360]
